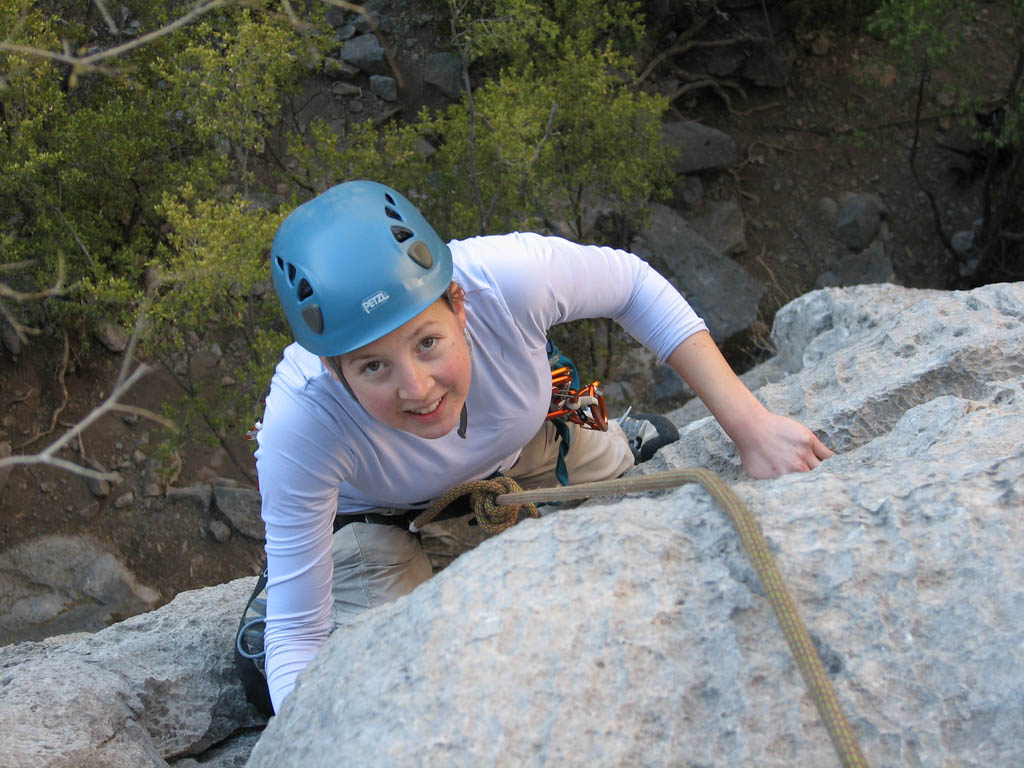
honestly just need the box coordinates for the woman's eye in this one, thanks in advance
[363,360,381,373]
[420,337,436,350]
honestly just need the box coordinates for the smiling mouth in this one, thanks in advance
[407,395,443,415]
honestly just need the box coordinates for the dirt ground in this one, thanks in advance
[0,3,1017,635]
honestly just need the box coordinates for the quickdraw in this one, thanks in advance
[545,365,608,432]
[245,397,267,441]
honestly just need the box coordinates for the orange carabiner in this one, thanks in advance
[546,371,608,432]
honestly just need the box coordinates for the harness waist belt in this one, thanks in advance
[333,509,419,534]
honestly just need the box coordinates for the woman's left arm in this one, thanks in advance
[667,330,834,479]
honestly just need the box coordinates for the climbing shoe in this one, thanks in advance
[234,565,273,717]
[615,409,680,463]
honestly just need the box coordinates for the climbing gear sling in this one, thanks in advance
[542,339,611,486]
[409,469,869,768]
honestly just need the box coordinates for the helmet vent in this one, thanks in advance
[391,225,414,243]
[301,304,324,334]
[384,192,396,205]
[276,256,285,270]
[407,241,433,269]
[297,278,313,302]
[287,263,297,284]
[384,206,403,221]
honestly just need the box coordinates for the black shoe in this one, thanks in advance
[234,566,273,717]
[616,410,680,463]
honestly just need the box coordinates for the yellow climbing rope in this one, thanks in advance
[413,469,868,768]
[415,476,542,535]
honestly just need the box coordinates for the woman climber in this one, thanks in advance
[236,180,834,715]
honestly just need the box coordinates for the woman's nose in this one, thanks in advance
[397,362,432,400]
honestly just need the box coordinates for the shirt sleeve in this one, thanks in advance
[254,369,349,712]
[470,232,707,362]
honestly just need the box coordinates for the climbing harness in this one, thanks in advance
[411,469,869,768]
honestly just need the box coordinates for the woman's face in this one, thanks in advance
[331,293,472,439]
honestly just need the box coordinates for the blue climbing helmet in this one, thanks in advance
[271,180,453,356]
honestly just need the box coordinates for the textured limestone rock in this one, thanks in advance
[247,282,1024,767]
[0,579,263,768]
[3,282,1022,768]
[669,281,1023,478]
[0,534,160,645]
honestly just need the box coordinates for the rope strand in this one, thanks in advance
[413,469,868,768]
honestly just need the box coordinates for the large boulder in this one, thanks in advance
[0,534,160,645]
[632,203,764,342]
[0,579,264,767]
[3,282,1022,767]
[661,120,738,174]
[247,282,1024,767]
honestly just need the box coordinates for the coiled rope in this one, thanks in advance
[412,469,868,768]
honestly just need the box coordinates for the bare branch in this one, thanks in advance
[635,16,766,89]
[907,70,956,263]
[0,252,72,345]
[16,332,70,449]
[116,292,155,391]
[447,0,487,234]
[0,297,38,345]
[109,403,176,431]
[0,0,230,82]
[2,0,404,97]
[0,251,71,301]
[0,453,123,482]
[0,259,37,273]
[55,206,96,269]
[0,363,174,483]
[92,0,120,36]
[668,69,747,113]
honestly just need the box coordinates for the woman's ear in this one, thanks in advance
[447,281,467,329]
[453,295,467,330]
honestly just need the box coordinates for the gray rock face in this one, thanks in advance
[423,52,463,100]
[213,484,264,540]
[815,238,894,289]
[369,73,397,102]
[662,120,738,174]
[767,282,945,374]
[4,282,1023,768]
[687,198,746,256]
[741,38,797,88]
[632,203,764,342]
[339,34,387,75]
[95,321,129,353]
[833,193,888,250]
[248,281,1024,768]
[0,534,160,645]
[0,579,263,768]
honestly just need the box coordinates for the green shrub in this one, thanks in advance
[3,0,677,453]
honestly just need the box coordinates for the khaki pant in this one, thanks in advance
[330,420,633,619]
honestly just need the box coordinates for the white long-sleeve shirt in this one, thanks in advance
[255,233,707,710]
